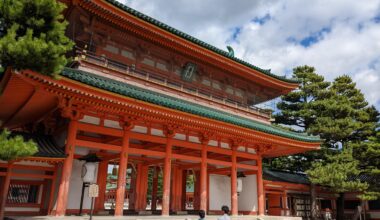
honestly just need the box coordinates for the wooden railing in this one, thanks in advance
[74,48,272,120]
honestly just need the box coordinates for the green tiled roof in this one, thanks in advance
[103,0,299,84]
[61,68,320,143]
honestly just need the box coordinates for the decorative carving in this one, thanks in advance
[119,115,138,131]
[200,131,215,144]
[58,98,83,120]
[256,144,273,155]
[163,124,181,138]
[231,138,246,148]
[226,45,234,57]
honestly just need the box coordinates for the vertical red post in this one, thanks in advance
[257,156,265,216]
[231,146,238,216]
[137,165,149,211]
[48,164,59,215]
[151,167,158,211]
[193,171,200,210]
[95,160,108,212]
[175,167,183,211]
[55,120,78,216]
[134,163,143,210]
[181,170,187,211]
[0,162,13,220]
[114,128,130,216]
[200,141,208,212]
[161,137,173,216]
[170,165,177,211]
[128,167,137,210]
[40,179,49,214]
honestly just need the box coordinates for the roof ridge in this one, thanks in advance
[61,67,320,143]
[104,0,300,84]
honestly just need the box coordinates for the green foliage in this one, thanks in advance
[0,129,38,161]
[270,66,330,172]
[351,128,380,200]
[308,75,377,147]
[275,65,330,130]
[270,65,379,204]
[306,148,368,193]
[0,0,74,77]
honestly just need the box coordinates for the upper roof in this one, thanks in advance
[101,0,299,84]
[61,67,320,143]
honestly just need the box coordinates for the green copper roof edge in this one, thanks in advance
[61,68,320,143]
[103,0,299,84]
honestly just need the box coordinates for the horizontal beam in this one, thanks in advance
[236,163,258,170]
[128,148,165,157]
[0,172,54,179]
[0,163,55,171]
[172,154,202,162]
[206,158,231,167]
[78,122,123,137]
[75,139,121,151]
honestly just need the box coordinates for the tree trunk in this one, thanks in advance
[310,183,318,220]
[0,162,13,220]
[336,193,345,220]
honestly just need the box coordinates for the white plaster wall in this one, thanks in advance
[209,174,231,210]
[66,160,98,209]
[238,174,258,212]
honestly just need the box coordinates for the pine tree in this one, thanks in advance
[271,65,330,172]
[306,75,378,220]
[270,66,331,220]
[352,128,380,201]
[0,129,38,219]
[306,148,368,193]
[308,75,377,147]
[0,0,74,77]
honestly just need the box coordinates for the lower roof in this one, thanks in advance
[263,168,310,185]
[12,132,66,158]
[60,68,320,144]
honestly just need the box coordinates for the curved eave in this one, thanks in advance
[76,0,300,92]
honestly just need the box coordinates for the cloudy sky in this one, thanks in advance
[119,0,380,109]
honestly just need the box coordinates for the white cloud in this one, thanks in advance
[119,0,380,108]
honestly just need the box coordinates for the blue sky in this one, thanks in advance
[119,0,380,109]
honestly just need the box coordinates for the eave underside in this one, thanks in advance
[0,69,320,157]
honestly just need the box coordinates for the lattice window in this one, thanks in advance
[7,184,40,204]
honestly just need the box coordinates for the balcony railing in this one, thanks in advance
[74,48,272,120]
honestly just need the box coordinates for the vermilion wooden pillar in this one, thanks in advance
[136,164,149,211]
[134,163,142,210]
[200,141,208,212]
[48,164,59,215]
[257,156,265,215]
[55,120,78,216]
[151,167,159,211]
[170,166,183,212]
[193,171,200,210]
[129,167,137,210]
[95,160,108,212]
[161,137,173,216]
[114,128,130,216]
[170,166,177,211]
[231,146,238,216]
[181,170,187,211]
